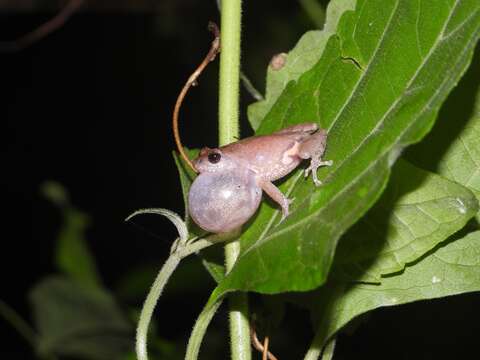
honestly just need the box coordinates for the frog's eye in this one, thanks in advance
[208,152,221,164]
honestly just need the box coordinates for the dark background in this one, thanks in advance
[1,1,479,359]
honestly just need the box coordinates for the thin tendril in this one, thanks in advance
[251,322,278,360]
[172,22,221,173]
[262,336,270,360]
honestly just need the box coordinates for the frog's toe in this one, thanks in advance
[312,171,323,187]
[279,201,292,222]
[279,210,288,223]
[306,158,333,186]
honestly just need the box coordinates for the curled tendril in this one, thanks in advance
[126,208,189,247]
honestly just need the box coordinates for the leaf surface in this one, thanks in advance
[305,230,480,352]
[213,0,480,296]
[333,160,479,282]
[173,150,197,227]
[41,181,101,289]
[248,0,356,130]
[30,276,132,360]
[406,46,480,221]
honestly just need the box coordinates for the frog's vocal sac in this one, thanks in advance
[188,123,333,233]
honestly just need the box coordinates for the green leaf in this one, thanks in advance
[30,276,132,360]
[173,151,196,219]
[201,247,227,284]
[213,0,480,296]
[333,160,479,282]
[247,0,356,130]
[40,181,69,207]
[173,149,205,237]
[41,181,101,289]
[56,208,102,287]
[406,46,480,221]
[320,338,336,360]
[305,230,480,351]
[436,95,480,209]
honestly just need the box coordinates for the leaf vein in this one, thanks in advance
[248,0,475,252]
[326,0,401,133]
[326,0,463,176]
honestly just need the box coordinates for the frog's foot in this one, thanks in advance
[279,197,295,222]
[304,159,333,187]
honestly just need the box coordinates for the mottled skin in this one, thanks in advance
[193,123,332,224]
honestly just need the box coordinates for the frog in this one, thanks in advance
[188,123,333,233]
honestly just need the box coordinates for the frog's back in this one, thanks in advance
[221,133,306,180]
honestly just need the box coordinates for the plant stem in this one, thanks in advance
[320,338,336,360]
[219,0,241,145]
[0,299,37,347]
[185,299,223,360]
[226,290,251,360]
[303,330,333,360]
[135,236,218,360]
[136,253,181,360]
[219,1,251,360]
[240,72,264,101]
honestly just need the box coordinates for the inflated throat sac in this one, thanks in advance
[188,170,262,233]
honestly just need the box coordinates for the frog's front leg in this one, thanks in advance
[257,178,293,221]
[299,129,333,186]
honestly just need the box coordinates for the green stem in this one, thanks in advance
[226,290,251,360]
[320,338,336,360]
[224,240,251,360]
[240,72,264,101]
[136,253,182,360]
[219,1,251,359]
[185,299,223,360]
[136,237,217,360]
[219,0,241,145]
[303,330,333,360]
[0,299,37,347]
